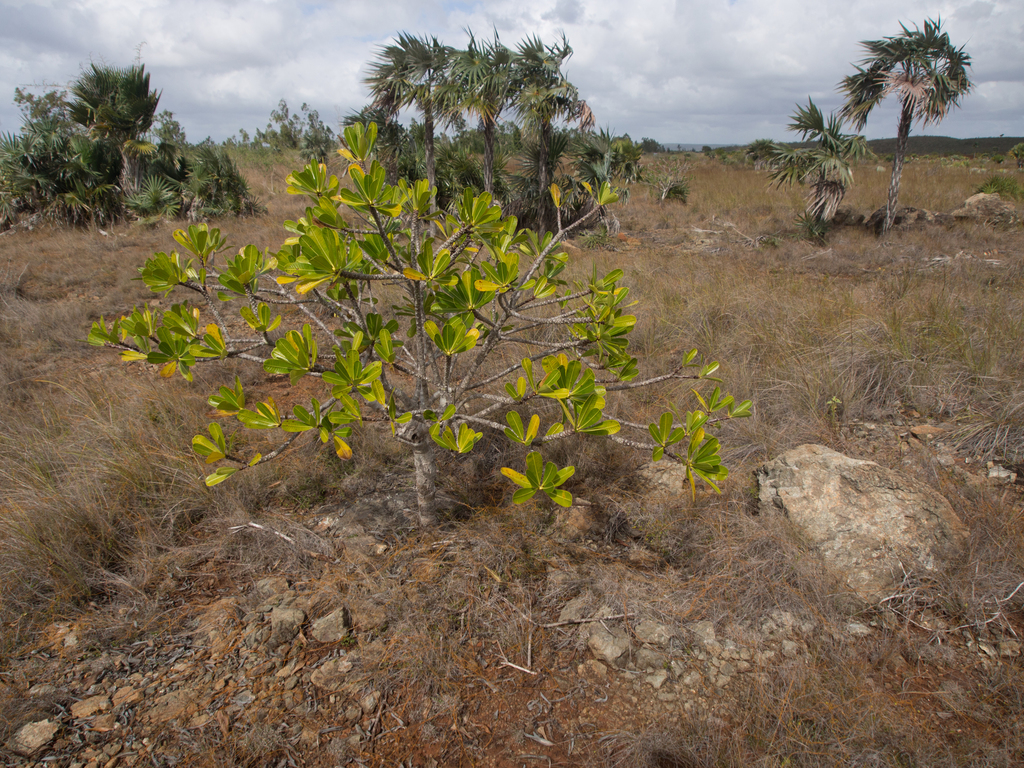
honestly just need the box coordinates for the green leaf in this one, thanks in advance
[205,466,239,486]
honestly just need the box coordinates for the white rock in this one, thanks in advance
[758,445,969,599]
[8,719,59,756]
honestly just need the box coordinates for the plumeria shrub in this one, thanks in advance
[90,123,750,526]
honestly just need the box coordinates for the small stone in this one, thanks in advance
[781,640,800,658]
[718,662,736,677]
[557,595,590,624]
[987,465,1017,484]
[656,691,679,702]
[256,576,290,597]
[8,719,59,756]
[635,648,668,671]
[147,690,195,724]
[578,659,608,679]
[283,675,299,691]
[90,714,117,732]
[634,620,673,647]
[360,690,381,714]
[978,641,998,658]
[311,609,350,643]
[645,670,669,689]
[714,675,731,688]
[72,695,112,719]
[588,624,630,665]
[999,640,1021,658]
[28,684,57,697]
[846,622,872,637]
[310,658,354,692]
[687,620,716,646]
[910,425,945,439]
[681,670,702,688]
[267,606,306,650]
[344,706,362,721]
[111,686,141,709]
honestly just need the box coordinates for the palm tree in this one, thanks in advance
[513,34,594,233]
[447,31,517,196]
[839,18,972,235]
[69,64,160,197]
[766,99,868,233]
[365,33,454,194]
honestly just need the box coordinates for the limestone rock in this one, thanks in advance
[8,719,59,756]
[147,690,195,724]
[311,608,350,643]
[310,657,354,691]
[634,620,673,647]
[550,502,605,541]
[347,597,388,632]
[255,576,291,597]
[866,205,951,233]
[267,606,306,650]
[588,623,630,665]
[951,193,1019,227]
[638,461,690,496]
[71,695,111,719]
[687,620,717,646]
[757,444,969,599]
[832,207,865,226]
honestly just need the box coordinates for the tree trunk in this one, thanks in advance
[536,120,552,234]
[424,106,436,200]
[410,420,439,527]
[483,118,495,196]
[883,101,914,235]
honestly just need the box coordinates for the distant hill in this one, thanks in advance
[708,136,1024,156]
[865,136,1023,156]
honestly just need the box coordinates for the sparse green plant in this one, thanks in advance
[1010,142,1024,170]
[976,174,1024,202]
[766,99,868,231]
[89,122,749,526]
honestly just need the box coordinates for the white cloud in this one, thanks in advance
[0,0,1020,144]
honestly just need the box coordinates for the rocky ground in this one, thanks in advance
[3,416,1022,768]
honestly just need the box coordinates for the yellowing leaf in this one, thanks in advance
[550,183,562,208]
[403,268,427,281]
[160,362,177,378]
[333,434,353,459]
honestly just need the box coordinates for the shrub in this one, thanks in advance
[90,123,750,526]
[976,175,1024,202]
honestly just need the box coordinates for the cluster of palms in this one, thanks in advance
[353,31,641,232]
[753,18,972,239]
[0,64,260,229]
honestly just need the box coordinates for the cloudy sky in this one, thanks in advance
[1,0,1020,145]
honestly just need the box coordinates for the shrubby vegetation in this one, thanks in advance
[89,123,749,525]
[0,64,261,229]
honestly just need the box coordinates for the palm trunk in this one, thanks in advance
[424,105,436,198]
[883,101,914,235]
[537,120,552,234]
[483,118,495,196]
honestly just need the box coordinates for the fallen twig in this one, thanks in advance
[539,613,634,629]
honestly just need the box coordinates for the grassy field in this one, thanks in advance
[1,150,1022,766]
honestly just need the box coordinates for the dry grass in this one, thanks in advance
[1,151,1023,766]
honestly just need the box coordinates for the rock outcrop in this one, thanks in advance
[950,192,1019,227]
[757,444,969,599]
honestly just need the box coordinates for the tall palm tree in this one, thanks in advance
[839,18,972,234]
[513,34,594,233]
[365,33,454,194]
[447,31,517,196]
[766,99,868,228]
[69,64,160,197]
